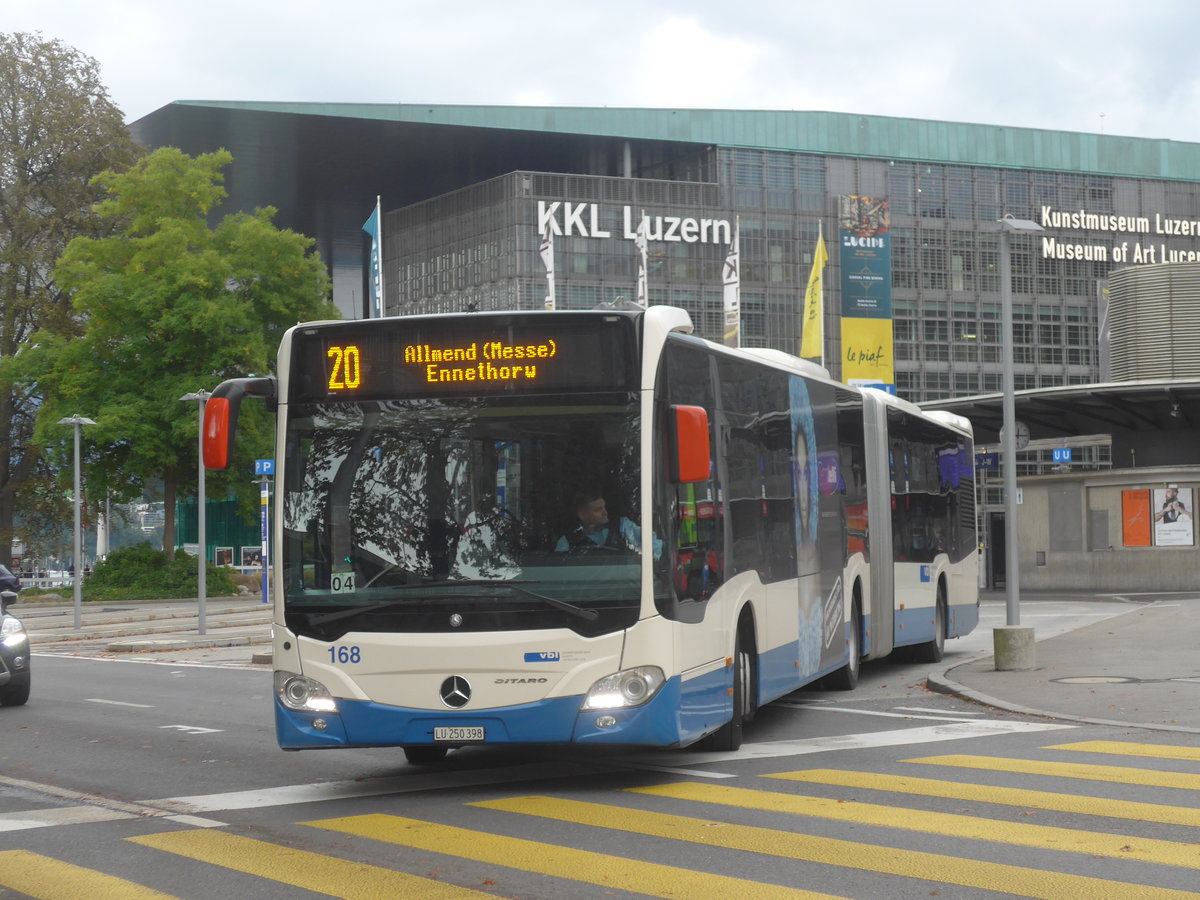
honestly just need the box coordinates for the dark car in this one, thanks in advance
[0,565,18,593]
[0,591,30,706]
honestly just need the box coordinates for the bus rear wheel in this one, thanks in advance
[825,595,862,691]
[403,746,448,765]
[913,584,947,663]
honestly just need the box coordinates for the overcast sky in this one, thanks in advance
[11,0,1200,142]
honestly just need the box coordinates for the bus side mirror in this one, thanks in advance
[203,376,276,470]
[670,405,710,483]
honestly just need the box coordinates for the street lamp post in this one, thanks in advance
[180,391,211,635]
[995,214,1043,670]
[57,415,97,629]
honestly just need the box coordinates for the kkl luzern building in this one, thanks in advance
[133,103,1200,591]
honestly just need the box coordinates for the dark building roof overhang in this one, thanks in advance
[920,379,1200,444]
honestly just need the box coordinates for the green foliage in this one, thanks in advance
[20,144,338,548]
[80,542,236,602]
[0,32,143,563]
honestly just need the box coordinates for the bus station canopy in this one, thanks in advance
[920,378,1200,444]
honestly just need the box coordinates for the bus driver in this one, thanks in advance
[555,490,662,558]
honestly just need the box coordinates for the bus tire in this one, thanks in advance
[913,583,947,663]
[704,628,753,751]
[403,746,448,765]
[825,592,862,691]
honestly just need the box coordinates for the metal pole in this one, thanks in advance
[72,422,82,630]
[259,476,270,605]
[180,391,211,634]
[999,227,1020,627]
[197,394,207,634]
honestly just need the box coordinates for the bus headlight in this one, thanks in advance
[581,666,665,710]
[274,671,338,713]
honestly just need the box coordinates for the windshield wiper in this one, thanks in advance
[304,579,598,625]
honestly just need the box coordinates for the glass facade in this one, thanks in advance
[387,150,1200,405]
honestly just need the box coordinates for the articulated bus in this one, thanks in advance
[203,304,978,761]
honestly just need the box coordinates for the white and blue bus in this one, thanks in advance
[203,304,977,762]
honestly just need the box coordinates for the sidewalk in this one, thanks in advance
[13,596,272,667]
[930,590,1200,735]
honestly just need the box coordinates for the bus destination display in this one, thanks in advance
[290,314,638,402]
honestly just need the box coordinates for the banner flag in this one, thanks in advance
[800,226,828,361]
[838,196,895,388]
[634,209,648,306]
[722,217,740,348]
[362,197,383,318]
[539,222,556,310]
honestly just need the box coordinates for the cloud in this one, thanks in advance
[631,17,770,108]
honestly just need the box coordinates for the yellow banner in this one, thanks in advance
[799,234,827,359]
[841,317,895,384]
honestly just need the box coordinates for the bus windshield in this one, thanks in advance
[281,393,645,640]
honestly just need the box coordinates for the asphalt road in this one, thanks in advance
[4,626,1200,898]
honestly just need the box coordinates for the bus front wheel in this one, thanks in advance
[704,628,754,751]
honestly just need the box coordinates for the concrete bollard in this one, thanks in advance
[993,625,1036,671]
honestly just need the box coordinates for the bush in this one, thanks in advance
[82,542,238,602]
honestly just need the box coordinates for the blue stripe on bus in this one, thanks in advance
[892,599,980,646]
[948,599,979,637]
[274,673,729,750]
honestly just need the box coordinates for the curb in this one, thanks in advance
[926,668,1200,735]
[103,635,260,652]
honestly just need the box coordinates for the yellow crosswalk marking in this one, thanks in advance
[0,849,178,899]
[306,812,843,900]
[129,830,490,898]
[766,768,1200,827]
[906,754,1200,790]
[1045,741,1200,762]
[471,795,1200,900]
[627,781,1200,869]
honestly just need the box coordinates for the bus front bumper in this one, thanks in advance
[274,676,687,750]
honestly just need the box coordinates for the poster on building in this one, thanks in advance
[1121,489,1151,547]
[1152,487,1194,546]
[838,196,894,388]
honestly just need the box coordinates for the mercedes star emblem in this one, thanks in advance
[439,675,471,708]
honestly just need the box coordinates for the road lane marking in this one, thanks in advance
[0,850,178,899]
[627,781,1200,869]
[766,768,1200,827]
[143,760,607,814]
[85,698,155,708]
[1045,740,1200,762]
[0,806,136,832]
[0,775,225,833]
[894,706,986,716]
[472,796,1200,900]
[774,703,988,722]
[159,725,223,734]
[0,721,1075,830]
[907,754,1200,790]
[307,813,845,900]
[129,830,489,898]
[622,720,1073,767]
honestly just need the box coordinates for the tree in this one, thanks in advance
[0,32,142,566]
[24,146,337,554]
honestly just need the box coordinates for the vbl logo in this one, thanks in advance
[524,651,560,662]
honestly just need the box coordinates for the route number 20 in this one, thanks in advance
[327,345,362,390]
